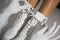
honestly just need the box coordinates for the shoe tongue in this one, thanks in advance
[33,0,43,14]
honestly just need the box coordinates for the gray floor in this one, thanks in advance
[47,8,60,40]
